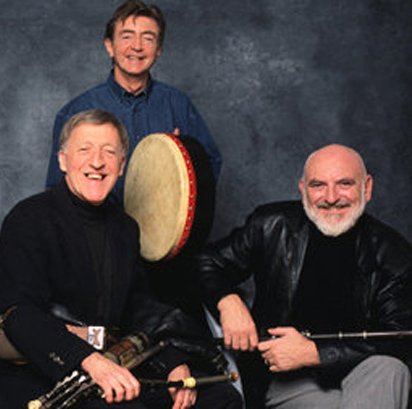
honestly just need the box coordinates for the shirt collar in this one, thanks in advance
[107,70,153,104]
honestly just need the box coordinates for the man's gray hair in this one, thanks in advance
[59,109,129,155]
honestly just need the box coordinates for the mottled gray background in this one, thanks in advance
[0,0,411,242]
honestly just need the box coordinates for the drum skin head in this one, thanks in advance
[124,133,193,261]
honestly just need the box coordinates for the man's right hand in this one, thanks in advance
[81,352,140,404]
[217,294,258,351]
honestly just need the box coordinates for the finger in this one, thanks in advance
[239,334,250,351]
[112,382,125,403]
[181,389,195,408]
[173,128,180,136]
[183,389,195,408]
[231,334,240,350]
[191,390,197,406]
[171,389,185,409]
[131,377,141,399]
[187,389,197,407]
[257,340,272,351]
[177,390,191,408]
[249,331,259,350]
[123,373,141,400]
[115,371,138,402]
[168,387,178,402]
[268,326,293,337]
[223,331,232,349]
[101,383,114,403]
[123,381,137,401]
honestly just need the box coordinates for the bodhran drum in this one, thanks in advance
[124,133,215,262]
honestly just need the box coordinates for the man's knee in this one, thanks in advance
[341,356,410,409]
[343,355,410,390]
[360,355,409,380]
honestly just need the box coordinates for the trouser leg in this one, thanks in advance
[340,355,410,409]
[194,382,244,409]
[265,355,410,409]
[265,372,340,409]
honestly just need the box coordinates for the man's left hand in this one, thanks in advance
[257,327,320,372]
[168,364,197,408]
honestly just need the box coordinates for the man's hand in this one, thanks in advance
[81,352,140,404]
[168,364,197,409]
[257,327,320,372]
[217,294,258,351]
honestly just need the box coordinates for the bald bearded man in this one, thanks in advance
[198,144,412,409]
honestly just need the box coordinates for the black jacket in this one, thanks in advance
[199,201,412,377]
[0,181,190,382]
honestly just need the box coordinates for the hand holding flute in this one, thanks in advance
[258,327,320,372]
[217,294,320,372]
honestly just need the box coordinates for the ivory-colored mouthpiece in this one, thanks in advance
[27,400,42,409]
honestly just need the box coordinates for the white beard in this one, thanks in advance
[302,191,366,237]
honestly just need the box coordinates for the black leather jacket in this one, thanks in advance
[199,201,412,377]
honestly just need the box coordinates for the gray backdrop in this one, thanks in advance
[0,0,411,243]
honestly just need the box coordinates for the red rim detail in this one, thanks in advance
[165,133,197,259]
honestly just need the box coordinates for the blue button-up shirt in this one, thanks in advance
[46,72,222,204]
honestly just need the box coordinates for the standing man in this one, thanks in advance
[198,144,412,408]
[46,0,221,205]
[0,110,241,409]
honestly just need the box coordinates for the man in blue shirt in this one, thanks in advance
[46,0,221,205]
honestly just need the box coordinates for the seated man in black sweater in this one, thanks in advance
[198,144,412,409]
[0,109,242,409]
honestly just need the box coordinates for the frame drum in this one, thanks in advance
[124,133,215,262]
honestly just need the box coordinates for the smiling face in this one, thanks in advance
[104,15,161,88]
[58,122,125,205]
[299,145,373,236]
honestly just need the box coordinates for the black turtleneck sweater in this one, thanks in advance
[291,223,360,334]
[68,190,113,324]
